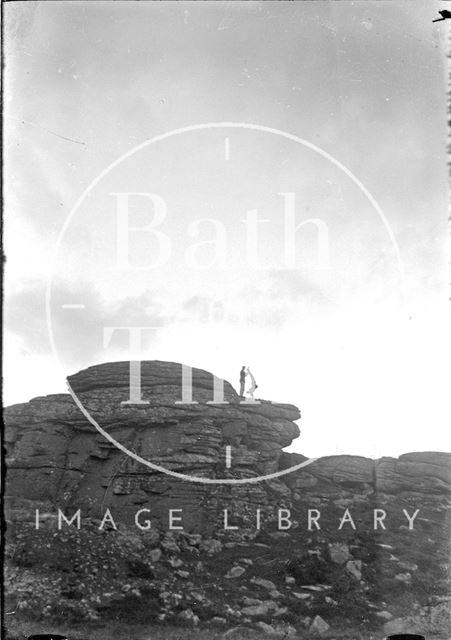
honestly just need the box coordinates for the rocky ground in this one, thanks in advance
[4,361,451,638]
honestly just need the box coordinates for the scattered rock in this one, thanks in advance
[168,557,183,568]
[251,577,277,591]
[242,602,275,617]
[255,621,297,637]
[176,570,190,578]
[300,585,327,591]
[256,621,279,636]
[328,542,351,564]
[184,533,203,546]
[395,572,411,583]
[149,548,162,562]
[346,559,362,580]
[190,591,206,602]
[178,608,199,625]
[376,610,393,620]
[201,538,223,555]
[226,565,246,579]
[309,614,330,634]
[161,533,180,554]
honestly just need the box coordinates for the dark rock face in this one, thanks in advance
[4,361,451,636]
[5,361,301,530]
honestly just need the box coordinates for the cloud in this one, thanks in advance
[5,272,328,371]
[5,281,170,370]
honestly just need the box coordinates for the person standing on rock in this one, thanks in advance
[246,366,258,400]
[239,366,247,397]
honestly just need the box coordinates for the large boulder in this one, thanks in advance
[4,361,301,529]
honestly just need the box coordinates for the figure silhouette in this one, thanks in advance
[246,366,258,400]
[239,365,246,397]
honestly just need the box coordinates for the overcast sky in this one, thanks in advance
[4,1,450,459]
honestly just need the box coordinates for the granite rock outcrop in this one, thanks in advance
[5,361,301,530]
[4,361,451,637]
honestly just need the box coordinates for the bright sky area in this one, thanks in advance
[4,1,451,459]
